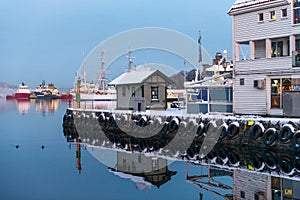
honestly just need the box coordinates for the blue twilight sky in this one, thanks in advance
[0,0,235,88]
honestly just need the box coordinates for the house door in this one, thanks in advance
[138,103,141,112]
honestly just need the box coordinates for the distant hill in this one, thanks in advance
[169,69,200,89]
[169,71,184,89]
[0,82,18,98]
[0,82,17,89]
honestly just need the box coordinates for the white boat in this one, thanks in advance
[185,51,233,114]
[71,49,116,101]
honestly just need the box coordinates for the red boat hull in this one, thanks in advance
[6,93,30,100]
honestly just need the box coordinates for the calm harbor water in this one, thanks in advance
[1,99,300,200]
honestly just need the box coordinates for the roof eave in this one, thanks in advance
[228,0,289,16]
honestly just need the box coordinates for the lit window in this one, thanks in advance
[270,11,276,20]
[271,41,283,57]
[258,13,264,22]
[151,86,158,100]
[281,8,287,18]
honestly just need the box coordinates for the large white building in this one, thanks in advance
[228,0,300,116]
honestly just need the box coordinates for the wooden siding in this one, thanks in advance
[235,56,292,73]
[116,84,142,110]
[235,170,271,200]
[234,5,291,42]
[234,74,267,115]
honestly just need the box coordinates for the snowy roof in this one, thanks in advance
[228,0,286,14]
[109,65,172,86]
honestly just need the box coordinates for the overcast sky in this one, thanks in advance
[0,0,235,88]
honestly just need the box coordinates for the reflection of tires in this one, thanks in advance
[278,124,294,142]
[249,153,264,171]
[249,123,264,140]
[218,124,228,140]
[292,156,300,173]
[291,130,300,149]
[216,146,227,160]
[227,122,239,139]
[263,151,277,170]
[278,156,294,175]
[227,150,239,166]
[263,128,278,146]
[186,146,198,160]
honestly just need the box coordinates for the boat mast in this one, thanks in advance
[100,48,105,91]
[128,46,133,72]
[83,52,87,91]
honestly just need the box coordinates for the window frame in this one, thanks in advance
[258,13,264,22]
[270,10,276,20]
[151,86,159,101]
[281,8,287,18]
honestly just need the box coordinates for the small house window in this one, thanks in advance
[132,87,135,97]
[122,86,126,96]
[258,13,264,22]
[281,8,287,18]
[151,86,158,100]
[240,78,245,85]
[240,191,245,198]
[270,11,276,20]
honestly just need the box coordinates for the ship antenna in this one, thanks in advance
[184,58,187,83]
[100,48,105,91]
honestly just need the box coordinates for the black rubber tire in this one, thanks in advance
[227,123,239,139]
[249,123,264,140]
[195,123,204,137]
[291,130,300,149]
[278,125,294,142]
[263,128,278,146]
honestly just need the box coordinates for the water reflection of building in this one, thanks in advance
[109,151,177,189]
[186,163,300,200]
[234,170,300,200]
[186,163,233,199]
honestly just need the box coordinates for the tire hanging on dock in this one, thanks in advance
[262,128,278,146]
[278,124,294,143]
[227,122,239,139]
[249,123,264,140]
[168,117,180,132]
[218,123,228,140]
[291,130,300,149]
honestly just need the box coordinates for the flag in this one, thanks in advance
[198,30,202,63]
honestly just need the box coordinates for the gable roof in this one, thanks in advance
[109,66,173,86]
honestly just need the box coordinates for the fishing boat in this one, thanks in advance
[6,82,31,100]
[31,81,73,99]
[185,51,233,114]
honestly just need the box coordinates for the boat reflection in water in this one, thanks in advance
[62,110,300,199]
[8,99,69,114]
